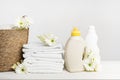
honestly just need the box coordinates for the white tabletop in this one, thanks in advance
[0,61,120,80]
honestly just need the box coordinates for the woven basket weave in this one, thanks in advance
[0,29,29,71]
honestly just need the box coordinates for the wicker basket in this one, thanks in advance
[0,29,29,71]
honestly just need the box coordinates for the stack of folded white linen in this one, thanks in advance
[22,42,64,73]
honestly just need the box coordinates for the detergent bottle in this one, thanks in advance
[65,27,85,72]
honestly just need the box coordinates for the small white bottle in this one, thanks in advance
[83,25,101,71]
[65,27,85,72]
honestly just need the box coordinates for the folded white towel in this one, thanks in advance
[23,50,64,54]
[24,62,64,69]
[27,66,63,71]
[22,48,63,53]
[23,60,64,66]
[25,64,63,69]
[28,69,63,73]
[23,42,63,49]
[23,53,63,59]
[24,57,64,63]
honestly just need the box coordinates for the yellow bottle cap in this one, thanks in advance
[71,27,81,36]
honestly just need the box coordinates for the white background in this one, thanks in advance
[0,0,119,60]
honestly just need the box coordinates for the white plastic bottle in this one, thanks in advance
[83,25,101,71]
[65,27,85,72]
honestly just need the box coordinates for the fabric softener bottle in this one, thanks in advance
[83,26,101,71]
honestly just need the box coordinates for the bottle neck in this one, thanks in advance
[70,36,82,39]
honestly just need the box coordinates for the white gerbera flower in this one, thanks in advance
[38,34,58,46]
[84,57,97,71]
[83,48,101,72]
[16,15,32,29]
[12,62,28,74]
[15,63,28,74]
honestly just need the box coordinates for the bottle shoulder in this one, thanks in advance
[66,36,85,46]
[69,36,84,40]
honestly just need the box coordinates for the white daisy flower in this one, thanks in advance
[38,34,58,46]
[16,15,32,29]
[15,63,28,74]
[84,57,97,71]
[12,62,28,74]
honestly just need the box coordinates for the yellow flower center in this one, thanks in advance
[51,39,54,43]
[21,68,25,72]
[88,63,92,67]
[19,22,23,25]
